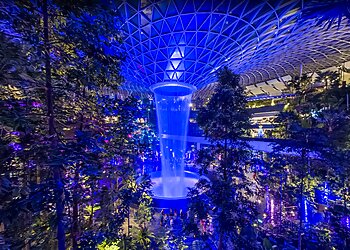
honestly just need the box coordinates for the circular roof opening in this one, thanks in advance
[150,82,197,97]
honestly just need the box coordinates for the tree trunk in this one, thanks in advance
[298,150,306,250]
[223,124,228,182]
[279,175,283,224]
[71,86,86,249]
[89,181,94,227]
[298,181,303,250]
[43,0,65,249]
[43,0,54,136]
[344,182,348,249]
[53,168,66,250]
[218,232,223,250]
[71,167,79,250]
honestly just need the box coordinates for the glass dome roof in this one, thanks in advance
[117,0,350,94]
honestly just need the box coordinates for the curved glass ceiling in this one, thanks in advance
[118,0,350,93]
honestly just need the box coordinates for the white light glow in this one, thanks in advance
[271,198,274,225]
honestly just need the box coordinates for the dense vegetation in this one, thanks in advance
[0,1,157,249]
[1,1,350,249]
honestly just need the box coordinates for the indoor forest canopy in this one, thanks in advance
[1,0,350,250]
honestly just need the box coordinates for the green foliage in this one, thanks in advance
[266,70,350,248]
[0,1,157,249]
[97,239,122,250]
[134,191,153,228]
[130,226,155,250]
[197,66,251,142]
[188,67,259,248]
[302,0,350,28]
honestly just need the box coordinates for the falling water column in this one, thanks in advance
[150,82,196,198]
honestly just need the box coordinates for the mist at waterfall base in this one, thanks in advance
[150,83,199,203]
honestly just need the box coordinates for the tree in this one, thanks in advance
[270,71,350,249]
[0,0,133,248]
[301,0,350,28]
[0,29,47,248]
[187,67,259,249]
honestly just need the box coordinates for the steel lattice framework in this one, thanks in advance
[117,0,350,94]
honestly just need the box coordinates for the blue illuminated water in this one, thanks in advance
[151,82,196,198]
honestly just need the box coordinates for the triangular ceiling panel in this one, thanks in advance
[185,14,197,30]
[152,6,163,21]
[118,0,350,94]
[181,1,195,14]
[173,17,184,32]
[153,21,163,33]
[166,1,178,17]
